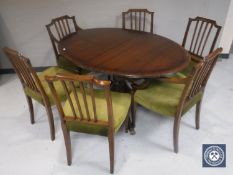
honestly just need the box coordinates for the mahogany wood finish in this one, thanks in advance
[2,47,55,141]
[182,16,222,60]
[45,73,127,174]
[122,9,154,33]
[58,28,190,79]
[46,15,81,63]
[133,48,222,153]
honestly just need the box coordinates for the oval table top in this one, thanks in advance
[59,28,190,78]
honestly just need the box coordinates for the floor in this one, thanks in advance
[0,56,233,175]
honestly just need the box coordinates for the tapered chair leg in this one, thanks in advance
[108,131,114,174]
[195,100,202,130]
[129,90,136,135]
[25,95,35,124]
[125,112,130,133]
[62,124,72,165]
[44,100,55,141]
[173,114,182,153]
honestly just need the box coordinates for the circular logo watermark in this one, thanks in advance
[204,146,225,167]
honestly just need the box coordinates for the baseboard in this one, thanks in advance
[0,66,49,74]
[219,53,230,59]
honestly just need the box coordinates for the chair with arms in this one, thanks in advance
[134,48,222,153]
[3,47,77,141]
[180,16,222,75]
[46,73,131,173]
[122,9,154,33]
[46,15,88,73]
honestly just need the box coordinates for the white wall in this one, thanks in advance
[0,0,230,68]
[220,0,233,53]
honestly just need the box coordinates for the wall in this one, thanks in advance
[0,0,231,68]
[219,0,233,53]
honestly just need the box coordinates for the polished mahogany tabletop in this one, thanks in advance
[59,28,190,78]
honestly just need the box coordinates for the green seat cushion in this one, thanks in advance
[25,66,76,105]
[38,66,72,81]
[164,72,187,79]
[63,90,131,136]
[178,53,203,76]
[58,56,90,74]
[179,60,196,76]
[135,81,202,117]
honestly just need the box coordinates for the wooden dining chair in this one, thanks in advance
[122,9,154,33]
[3,47,77,141]
[46,15,88,73]
[180,16,222,75]
[45,73,131,173]
[133,48,222,153]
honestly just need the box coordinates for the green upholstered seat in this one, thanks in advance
[24,66,75,105]
[135,81,202,117]
[178,59,196,76]
[165,54,202,79]
[63,90,131,136]
[178,53,203,76]
[58,56,90,74]
[38,66,72,81]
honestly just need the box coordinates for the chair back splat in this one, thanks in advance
[46,74,114,129]
[182,16,222,58]
[181,48,222,109]
[46,15,81,60]
[122,9,154,33]
[2,47,45,97]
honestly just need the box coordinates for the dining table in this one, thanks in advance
[58,28,190,133]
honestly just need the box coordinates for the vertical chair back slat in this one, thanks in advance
[61,19,69,36]
[197,22,208,54]
[65,18,71,34]
[189,20,199,52]
[201,24,213,56]
[193,21,204,53]
[90,83,98,122]
[182,16,222,58]
[58,21,65,38]
[61,80,77,117]
[139,12,141,31]
[130,12,133,30]
[20,60,37,90]
[143,12,146,31]
[69,81,83,120]
[79,82,91,121]
[135,12,137,30]
[122,9,154,33]
[54,22,62,40]
[47,79,66,123]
